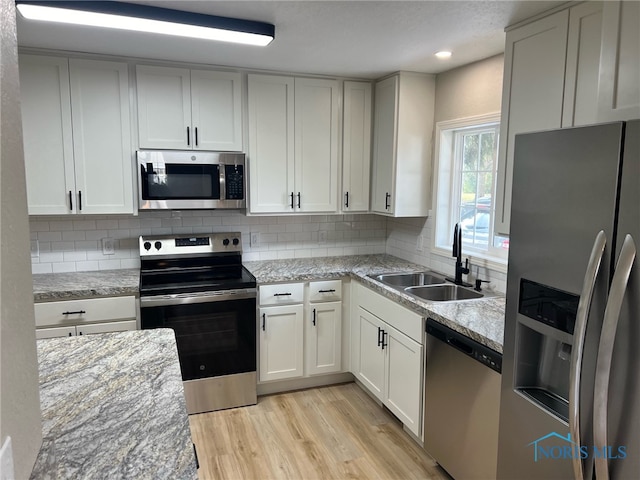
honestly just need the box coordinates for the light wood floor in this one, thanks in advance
[189,382,451,480]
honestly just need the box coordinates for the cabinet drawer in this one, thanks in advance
[308,280,342,302]
[76,320,137,336]
[34,296,136,328]
[35,325,77,340]
[259,283,304,305]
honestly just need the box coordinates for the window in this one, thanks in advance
[433,114,508,268]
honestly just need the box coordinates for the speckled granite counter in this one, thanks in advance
[33,269,139,302]
[31,329,197,480]
[245,254,505,353]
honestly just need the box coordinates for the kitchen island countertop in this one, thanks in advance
[31,329,197,480]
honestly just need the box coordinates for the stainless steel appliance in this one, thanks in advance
[497,120,640,480]
[139,232,257,414]
[137,150,245,210]
[424,318,502,480]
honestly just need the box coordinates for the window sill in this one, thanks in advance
[431,246,508,274]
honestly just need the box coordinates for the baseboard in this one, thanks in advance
[257,372,355,396]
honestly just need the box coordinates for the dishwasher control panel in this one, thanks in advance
[426,319,502,373]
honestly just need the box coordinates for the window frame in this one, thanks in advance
[431,112,507,273]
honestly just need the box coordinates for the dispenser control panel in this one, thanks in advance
[518,279,579,334]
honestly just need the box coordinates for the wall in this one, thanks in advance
[30,211,387,273]
[0,0,43,477]
[386,54,507,293]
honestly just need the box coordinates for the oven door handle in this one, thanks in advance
[140,289,257,307]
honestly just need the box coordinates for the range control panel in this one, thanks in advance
[139,232,242,256]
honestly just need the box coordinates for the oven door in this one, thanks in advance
[140,293,256,381]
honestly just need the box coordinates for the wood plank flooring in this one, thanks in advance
[189,382,451,480]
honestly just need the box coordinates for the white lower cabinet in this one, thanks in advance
[352,282,424,438]
[306,300,342,376]
[259,304,304,382]
[35,296,137,339]
[258,280,343,382]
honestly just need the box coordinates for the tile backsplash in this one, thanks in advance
[29,211,387,274]
[30,210,507,294]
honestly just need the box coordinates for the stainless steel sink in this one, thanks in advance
[371,271,447,288]
[405,284,484,302]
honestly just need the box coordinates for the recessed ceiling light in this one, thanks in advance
[435,51,452,59]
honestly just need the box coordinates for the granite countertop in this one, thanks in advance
[31,329,197,480]
[245,254,505,353]
[31,254,505,353]
[33,268,139,302]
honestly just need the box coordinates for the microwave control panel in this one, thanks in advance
[225,165,244,200]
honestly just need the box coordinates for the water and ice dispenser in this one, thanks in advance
[514,279,580,422]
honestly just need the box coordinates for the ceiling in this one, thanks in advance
[15,0,567,79]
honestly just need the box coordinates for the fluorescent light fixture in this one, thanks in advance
[435,51,452,59]
[15,1,275,46]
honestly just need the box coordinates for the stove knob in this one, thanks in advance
[143,241,151,251]
[154,241,162,250]
[232,238,239,246]
[223,238,230,246]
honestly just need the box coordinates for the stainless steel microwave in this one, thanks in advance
[137,150,245,210]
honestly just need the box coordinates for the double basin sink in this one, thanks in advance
[370,271,484,302]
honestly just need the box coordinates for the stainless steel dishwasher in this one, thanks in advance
[424,318,502,480]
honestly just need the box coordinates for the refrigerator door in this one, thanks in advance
[599,119,640,480]
[497,122,624,480]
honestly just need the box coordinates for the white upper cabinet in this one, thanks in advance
[342,81,372,212]
[20,55,75,215]
[69,59,134,214]
[20,55,134,215]
[136,65,242,151]
[248,74,339,214]
[496,0,637,235]
[562,1,604,127]
[371,72,435,217]
[597,0,640,122]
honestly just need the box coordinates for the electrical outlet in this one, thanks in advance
[250,232,260,248]
[416,235,424,252]
[318,231,327,244]
[30,240,39,258]
[102,238,115,255]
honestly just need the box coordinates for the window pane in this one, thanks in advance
[479,132,495,170]
[478,172,493,200]
[462,134,479,171]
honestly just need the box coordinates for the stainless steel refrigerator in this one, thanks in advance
[497,120,640,480]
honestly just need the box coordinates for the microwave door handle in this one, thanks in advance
[593,234,636,480]
[570,230,607,480]
[219,165,226,201]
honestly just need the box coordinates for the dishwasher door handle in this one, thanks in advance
[447,336,473,356]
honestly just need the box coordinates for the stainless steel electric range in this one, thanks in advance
[139,232,257,414]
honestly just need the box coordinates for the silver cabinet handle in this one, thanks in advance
[570,230,607,480]
[593,234,636,480]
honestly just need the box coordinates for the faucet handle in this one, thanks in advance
[461,257,470,275]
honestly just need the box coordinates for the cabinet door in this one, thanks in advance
[248,75,295,213]
[19,55,75,215]
[495,11,569,235]
[76,320,137,336]
[259,304,304,382]
[384,326,423,438]
[294,78,339,212]
[597,0,640,121]
[355,307,385,401]
[190,70,243,151]
[371,76,397,214]
[35,325,76,340]
[69,59,134,214]
[136,65,192,149]
[342,81,372,212]
[562,2,603,127]
[306,301,342,376]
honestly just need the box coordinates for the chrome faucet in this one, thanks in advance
[446,223,471,286]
